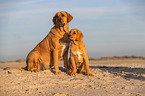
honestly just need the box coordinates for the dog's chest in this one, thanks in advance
[71,49,83,63]
[60,42,69,56]
[72,51,82,60]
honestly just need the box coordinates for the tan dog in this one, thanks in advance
[4,11,73,74]
[67,29,93,76]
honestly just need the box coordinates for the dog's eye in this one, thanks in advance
[62,14,65,17]
[73,32,76,34]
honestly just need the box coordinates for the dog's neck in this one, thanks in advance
[70,40,84,53]
[55,23,69,33]
[51,23,69,39]
[71,40,78,46]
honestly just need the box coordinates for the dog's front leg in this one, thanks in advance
[70,54,77,76]
[53,49,61,74]
[63,49,69,71]
[52,38,61,75]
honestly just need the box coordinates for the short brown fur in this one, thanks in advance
[4,11,73,74]
[67,29,93,76]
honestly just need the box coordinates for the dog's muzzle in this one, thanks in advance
[67,35,73,41]
[57,17,65,27]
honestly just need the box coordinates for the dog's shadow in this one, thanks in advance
[50,67,67,74]
[90,66,145,81]
[51,67,88,76]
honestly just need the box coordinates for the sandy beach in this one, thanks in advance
[0,59,145,96]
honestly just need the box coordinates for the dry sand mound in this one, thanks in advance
[0,59,145,96]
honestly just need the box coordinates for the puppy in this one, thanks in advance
[67,29,93,76]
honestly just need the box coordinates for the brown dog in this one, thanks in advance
[4,11,73,74]
[67,29,93,76]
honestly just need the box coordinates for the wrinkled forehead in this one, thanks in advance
[71,29,78,32]
[56,11,67,16]
[70,29,79,34]
[71,29,75,32]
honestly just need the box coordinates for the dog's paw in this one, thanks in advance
[87,72,94,76]
[55,70,62,75]
[70,72,77,76]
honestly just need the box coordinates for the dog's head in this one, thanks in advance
[53,11,73,27]
[68,29,84,41]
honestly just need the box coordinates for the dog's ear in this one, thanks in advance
[52,15,56,25]
[76,29,84,41]
[65,12,73,22]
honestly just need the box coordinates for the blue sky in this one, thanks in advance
[0,0,145,61]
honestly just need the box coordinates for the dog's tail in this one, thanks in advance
[3,67,27,71]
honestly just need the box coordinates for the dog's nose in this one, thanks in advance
[58,17,62,22]
[68,35,70,37]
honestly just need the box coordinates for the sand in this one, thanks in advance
[0,59,145,96]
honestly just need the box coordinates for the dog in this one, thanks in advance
[4,11,73,74]
[67,29,93,76]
